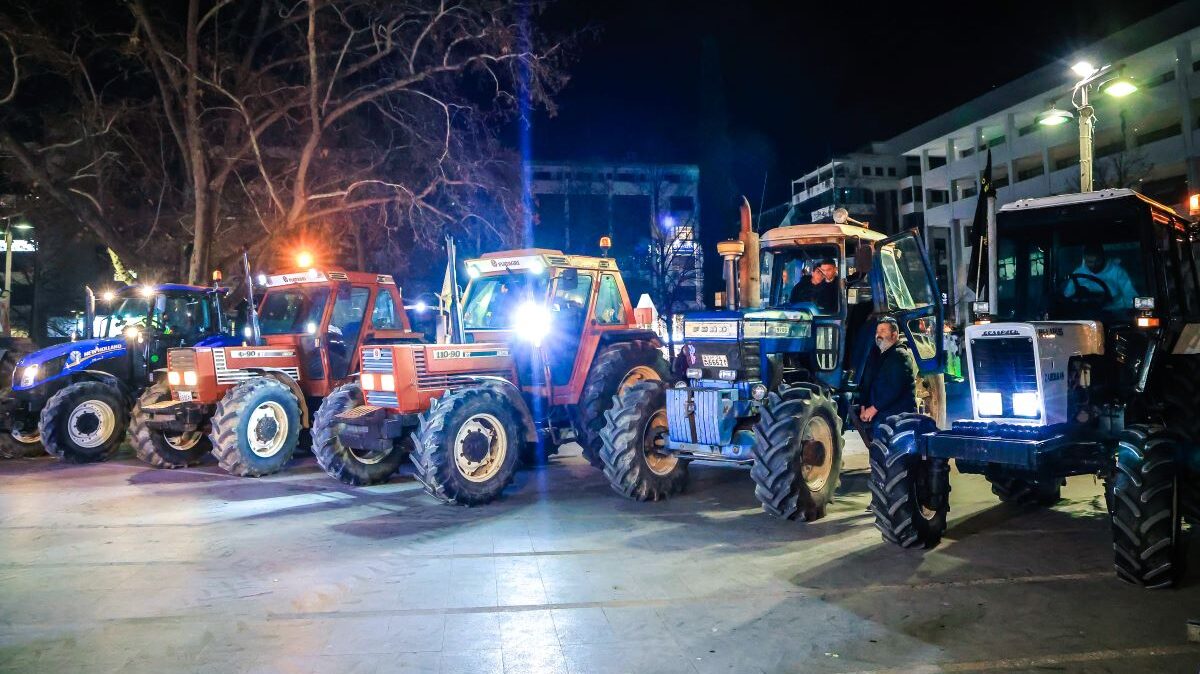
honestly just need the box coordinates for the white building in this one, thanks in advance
[529,160,703,310]
[782,143,919,234]
[788,2,1200,323]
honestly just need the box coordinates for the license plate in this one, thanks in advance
[177,391,193,402]
[701,354,729,367]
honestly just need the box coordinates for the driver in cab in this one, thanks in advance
[1063,243,1138,311]
[789,258,840,315]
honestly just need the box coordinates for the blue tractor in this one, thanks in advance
[0,282,237,463]
[601,209,946,521]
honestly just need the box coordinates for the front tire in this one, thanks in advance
[313,382,409,486]
[1108,425,1181,589]
[750,383,843,521]
[130,382,210,468]
[574,340,669,469]
[410,386,522,506]
[39,381,128,463]
[868,413,949,549]
[600,381,688,501]
[209,378,302,477]
[0,387,43,459]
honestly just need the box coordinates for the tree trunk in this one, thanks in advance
[184,0,211,285]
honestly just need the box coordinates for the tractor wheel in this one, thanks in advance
[574,340,669,469]
[410,386,521,506]
[39,381,128,463]
[750,383,843,521]
[0,388,43,459]
[868,413,949,548]
[313,382,409,486]
[600,381,688,501]
[988,477,1061,506]
[1108,425,1182,589]
[209,378,301,477]
[129,382,210,469]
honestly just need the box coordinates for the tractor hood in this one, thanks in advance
[17,337,126,371]
[682,309,813,342]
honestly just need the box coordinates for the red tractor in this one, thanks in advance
[310,248,668,502]
[132,267,422,476]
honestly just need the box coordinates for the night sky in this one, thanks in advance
[534,0,1182,213]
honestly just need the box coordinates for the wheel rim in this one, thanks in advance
[800,415,834,492]
[246,401,289,458]
[640,408,677,476]
[11,428,39,444]
[164,431,202,451]
[454,413,507,482]
[67,399,117,449]
[619,365,661,394]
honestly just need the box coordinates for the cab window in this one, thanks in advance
[551,272,594,332]
[371,290,402,329]
[594,274,626,325]
[877,236,934,311]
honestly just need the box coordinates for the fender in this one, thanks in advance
[70,369,134,399]
[463,375,538,443]
[597,329,662,349]
[242,367,311,427]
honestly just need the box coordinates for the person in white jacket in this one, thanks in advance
[1063,243,1138,311]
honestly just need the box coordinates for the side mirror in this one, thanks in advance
[560,267,579,290]
[855,243,874,277]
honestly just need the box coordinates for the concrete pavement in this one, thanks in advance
[0,432,1197,673]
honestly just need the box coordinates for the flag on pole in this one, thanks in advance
[966,149,997,295]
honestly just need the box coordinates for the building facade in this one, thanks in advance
[528,160,703,310]
[788,3,1200,324]
[782,143,918,235]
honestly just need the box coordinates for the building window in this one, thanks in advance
[1017,164,1045,182]
[926,189,949,204]
[1054,155,1079,171]
[886,167,897,177]
[1018,123,1038,137]
[993,175,1009,189]
[1095,141,1124,158]
[905,156,921,177]
[987,135,1006,148]
[960,147,975,159]
[669,195,695,212]
[900,187,915,205]
[960,185,977,200]
[862,166,871,176]
[834,165,848,178]
[927,155,947,169]
[872,166,883,176]
[1145,70,1176,88]
[1136,122,1181,147]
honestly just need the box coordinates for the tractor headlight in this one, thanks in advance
[380,374,396,391]
[124,326,141,341]
[976,391,1002,417]
[513,301,552,347]
[167,371,181,386]
[19,364,38,388]
[1011,391,1041,418]
[685,367,702,380]
[361,373,376,390]
[183,371,198,386]
[717,369,738,381]
[751,383,768,400]
[1133,297,1155,310]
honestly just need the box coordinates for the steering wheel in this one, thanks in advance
[1062,273,1113,307]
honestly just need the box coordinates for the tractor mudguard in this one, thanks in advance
[460,375,538,444]
[597,329,662,348]
[241,367,311,427]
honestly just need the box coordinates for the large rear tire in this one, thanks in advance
[130,382,210,468]
[39,381,128,463]
[988,477,1061,506]
[1108,425,1181,589]
[749,383,843,521]
[410,386,522,506]
[868,413,949,548]
[209,378,301,477]
[313,382,409,486]
[600,381,688,501]
[574,340,668,469]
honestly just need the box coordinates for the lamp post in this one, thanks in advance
[1037,60,1138,193]
[0,216,31,337]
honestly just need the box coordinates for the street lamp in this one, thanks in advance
[1038,61,1138,192]
[1,216,31,337]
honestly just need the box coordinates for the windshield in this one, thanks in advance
[995,220,1149,322]
[259,286,331,335]
[462,273,549,329]
[763,244,841,315]
[98,291,215,339]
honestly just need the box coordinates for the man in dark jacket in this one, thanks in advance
[858,317,917,440]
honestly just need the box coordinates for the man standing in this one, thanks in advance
[858,317,917,441]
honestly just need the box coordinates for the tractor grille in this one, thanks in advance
[168,349,196,372]
[365,391,399,407]
[970,337,1038,393]
[362,348,393,373]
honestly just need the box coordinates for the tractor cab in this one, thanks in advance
[459,249,641,405]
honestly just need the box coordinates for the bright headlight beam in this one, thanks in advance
[976,391,1002,417]
[1012,391,1041,418]
[513,301,552,347]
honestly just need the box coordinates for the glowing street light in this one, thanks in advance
[296,250,314,268]
[1039,60,1139,192]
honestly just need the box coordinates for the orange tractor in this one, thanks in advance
[309,247,669,502]
[132,266,422,476]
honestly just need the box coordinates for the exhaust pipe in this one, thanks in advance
[737,197,761,309]
[717,240,746,311]
[241,249,262,346]
[83,286,96,340]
